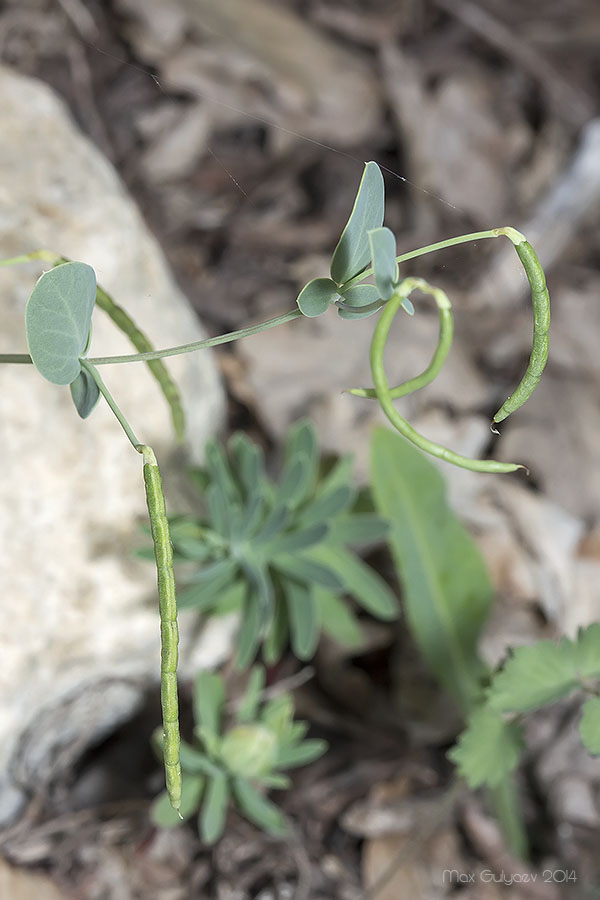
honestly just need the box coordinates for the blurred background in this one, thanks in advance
[1,0,599,897]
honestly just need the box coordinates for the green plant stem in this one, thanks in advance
[369,279,523,474]
[0,249,60,267]
[489,775,529,860]
[0,311,304,368]
[348,279,453,399]
[80,359,140,450]
[94,285,186,443]
[87,310,303,365]
[339,227,526,292]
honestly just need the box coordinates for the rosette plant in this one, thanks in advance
[152,667,327,843]
[156,421,398,667]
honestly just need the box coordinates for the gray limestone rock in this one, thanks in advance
[0,66,227,823]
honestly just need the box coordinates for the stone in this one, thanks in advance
[0,65,226,824]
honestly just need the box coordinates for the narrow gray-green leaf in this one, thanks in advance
[237,666,266,723]
[297,485,355,528]
[235,588,264,669]
[330,162,385,284]
[284,579,319,660]
[193,671,225,737]
[69,367,100,418]
[177,560,238,611]
[368,227,398,300]
[306,544,398,621]
[266,522,327,556]
[25,261,97,385]
[277,452,313,509]
[273,553,344,591]
[151,774,205,828]
[371,427,492,709]
[315,589,363,649]
[263,596,289,665]
[296,277,340,317]
[232,778,287,836]
[200,772,229,844]
[328,513,389,546]
[252,504,290,544]
[337,283,383,320]
[276,738,327,769]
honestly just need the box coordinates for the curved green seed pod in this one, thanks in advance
[370,281,524,474]
[95,286,185,443]
[348,278,453,400]
[492,240,550,426]
[139,444,182,810]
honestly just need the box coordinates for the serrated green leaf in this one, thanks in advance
[315,589,363,649]
[193,671,225,737]
[25,262,97,385]
[368,227,398,300]
[151,774,205,828]
[232,778,287,836]
[275,738,327,769]
[330,162,385,284]
[327,513,389,546]
[200,772,229,844]
[448,705,524,789]
[371,427,492,709]
[69,367,100,418]
[272,553,344,592]
[296,277,340,317]
[488,638,579,712]
[306,544,398,621]
[237,666,266,723]
[284,579,319,660]
[579,697,600,755]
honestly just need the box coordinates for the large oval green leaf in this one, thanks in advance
[25,262,97,385]
[296,277,340,317]
[368,227,398,300]
[330,161,384,285]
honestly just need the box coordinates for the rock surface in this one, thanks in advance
[0,65,226,824]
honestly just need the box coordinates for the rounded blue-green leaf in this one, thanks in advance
[69,368,101,418]
[368,227,398,301]
[337,283,383,320]
[25,262,97,385]
[296,278,340,317]
[330,161,385,284]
